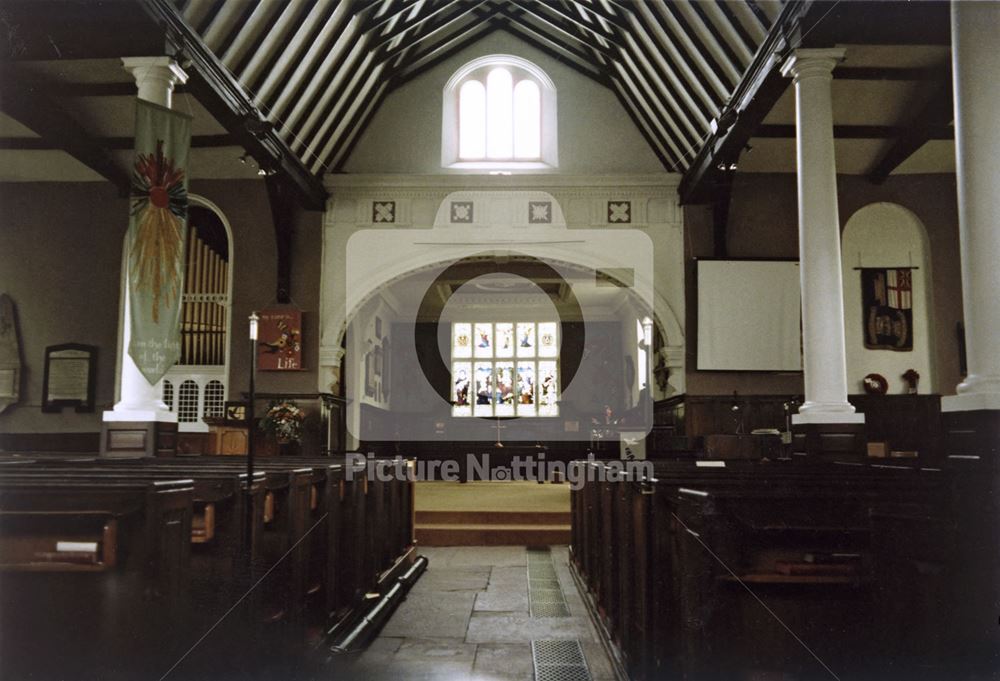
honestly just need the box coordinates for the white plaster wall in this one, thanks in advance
[318,175,686,404]
[341,31,664,175]
[841,202,935,394]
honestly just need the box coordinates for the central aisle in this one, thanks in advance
[336,546,615,680]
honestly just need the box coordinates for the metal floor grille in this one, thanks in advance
[527,547,569,618]
[532,640,593,681]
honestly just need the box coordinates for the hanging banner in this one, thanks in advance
[127,100,192,384]
[861,268,913,351]
[257,308,304,370]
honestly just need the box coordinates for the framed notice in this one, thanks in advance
[256,308,303,371]
[42,344,97,413]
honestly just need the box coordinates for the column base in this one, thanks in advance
[100,414,178,458]
[792,411,865,425]
[790,419,867,463]
[941,392,1000,412]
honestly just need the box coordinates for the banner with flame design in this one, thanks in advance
[127,100,191,384]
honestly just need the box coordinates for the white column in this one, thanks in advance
[105,57,188,423]
[943,1,1000,413]
[781,49,863,425]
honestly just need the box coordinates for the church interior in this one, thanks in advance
[0,0,998,679]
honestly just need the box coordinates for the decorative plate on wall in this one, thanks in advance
[862,373,888,395]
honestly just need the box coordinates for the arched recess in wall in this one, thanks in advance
[841,202,934,394]
[156,195,235,432]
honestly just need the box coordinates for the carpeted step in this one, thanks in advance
[416,523,570,547]
[416,510,571,525]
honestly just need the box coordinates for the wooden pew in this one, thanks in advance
[570,458,953,681]
[0,476,195,681]
[0,452,418,679]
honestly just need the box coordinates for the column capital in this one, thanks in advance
[121,56,189,88]
[319,345,347,365]
[121,57,188,108]
[780,48,846,82]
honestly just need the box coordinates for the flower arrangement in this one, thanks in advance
[259,400,305,443]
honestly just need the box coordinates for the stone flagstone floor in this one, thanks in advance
[333,546,616,680]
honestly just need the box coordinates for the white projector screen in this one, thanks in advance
[697,259,802,371]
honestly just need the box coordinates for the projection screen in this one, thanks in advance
[696,259,802,371]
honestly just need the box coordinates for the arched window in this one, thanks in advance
[177,380,200,424]
[443,55,557,169]
[203,380,225,419]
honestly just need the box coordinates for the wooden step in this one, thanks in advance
[416,510,570,525]
[416,523,570,547]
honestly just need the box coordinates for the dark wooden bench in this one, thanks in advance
[0,453,417,679]
[570,458,955,680]
[0,476,195,680]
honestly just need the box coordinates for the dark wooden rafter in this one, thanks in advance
[312,1,479,171]
[312,41,397,172]
[256,2,359,122]
[678,0,812,204]
[867,73,954,184]
[711,0,759,57]
[743,0,773,33]
[530,1,705,167]
[575,0,630,31]
[599,4,714,141]
[634,1,725,115]
[0,134,239,150]
[580,2,710,163]
[712,166,736,257]
[264,175,296,304]
[495,19,609,83]
[361,0,419,34]
[330,19,501,171]
[141,0,781,177]
[391,19,498,85]
[8,81,188,97]
[661,0,740,91]
[0,63,129,193]
[541,0,619,44]
[802,0,951,46]
[755,124,953,140]
[380,1,488,62]
[618,8,711,149]
[495,3,616,61]
[276,4,385,157]
[538,3,684,167]
[366,0,460,52]
[140,0,327,209]
[509,0,623,53]
[595,7,705,158]
[607,74,681,172]
[329,78,394,171]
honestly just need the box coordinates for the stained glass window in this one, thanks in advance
[451,321,559,417]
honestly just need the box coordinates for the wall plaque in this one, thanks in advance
[0,293,22,413]
[42,343,97,413]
